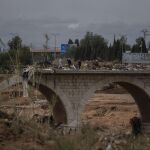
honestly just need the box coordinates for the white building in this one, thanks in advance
[122,52,150,63]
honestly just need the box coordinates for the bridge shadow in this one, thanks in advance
[81,82,150,133]
[29,82,67,124]
[116,82,150,123]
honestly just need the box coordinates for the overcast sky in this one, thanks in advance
[0,0,150,48]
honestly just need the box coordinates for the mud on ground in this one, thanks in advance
[0,85,147,150]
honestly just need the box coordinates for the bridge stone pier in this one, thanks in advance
[30,70,150,132]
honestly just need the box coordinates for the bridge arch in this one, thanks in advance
[29,81,74,125]
[0,75,74,125]
[79,77,150,125]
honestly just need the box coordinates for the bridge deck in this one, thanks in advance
[36,69,150,75]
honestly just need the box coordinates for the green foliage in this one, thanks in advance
[66,32,149,62]
[132,37,147,53]
[65,46,77,58]
[19,46,32,65]
[0,52,11,72]
[68,32,130,61]
[75,39,79,47]
[7,36,32,66]
[68,39,74,45]
[0,35,32,72]
[110,35,129,61]
[74,32,108,61]
[8,36,22,50]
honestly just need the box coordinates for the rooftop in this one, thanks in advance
[30,48,61,53]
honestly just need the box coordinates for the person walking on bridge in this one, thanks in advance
[67,58,72,68]
[58,58,63,69]
[78,60,81,69]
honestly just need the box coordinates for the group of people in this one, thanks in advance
[58,58,82,69]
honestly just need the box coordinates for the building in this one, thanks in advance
[122,52,150,63]
[30,48,61,63]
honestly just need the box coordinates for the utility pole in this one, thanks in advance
[52,33,59,59]
[44,34,49,49]
[44,34,49,62]
[119,34,127,63]
[141,29,150,48]
[140,41,143,53]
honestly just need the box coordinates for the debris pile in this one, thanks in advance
[34,58,150,72]
[94,131,150,150]
[81,60,149,71]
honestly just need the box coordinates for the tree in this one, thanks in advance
[68,39,74,45]
[7,35,32,66]
[0,52,10,72]
[74,32,108,60]
[65,46,76,58]
[8,36,22,50]
[132,37,147,53]
[110,35,130,61]
[65,32,132,61]
[109,35,117,61]
[75,39,79,47]
[19,46,32,65]
[120,35,127,53]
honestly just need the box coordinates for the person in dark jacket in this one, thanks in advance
[78,60,81,69]
[67,58,72,68]
[130,116,141,136]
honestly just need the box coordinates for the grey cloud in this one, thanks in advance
[1,19,150,47]
[0,0,150,47]
[0,17,79,47]
[66,22,150,45]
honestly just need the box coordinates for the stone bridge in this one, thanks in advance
[30,70,150,130]
[1,70,150,132]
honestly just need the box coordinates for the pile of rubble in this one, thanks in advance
[95,132,129,150]
[81,60,150,71]
[35,58,150,72]
[93,129,150,150]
